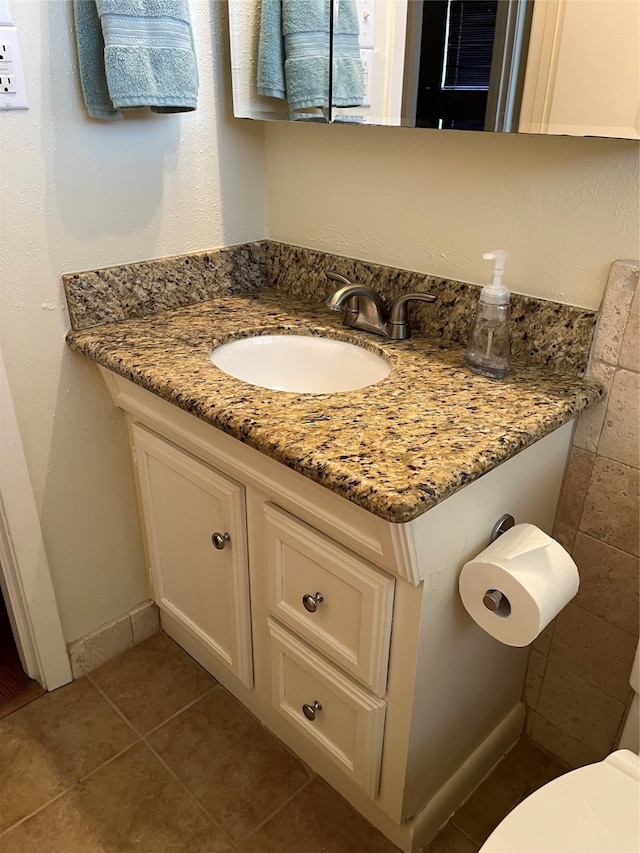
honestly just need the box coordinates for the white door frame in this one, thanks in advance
[0,352,72,690]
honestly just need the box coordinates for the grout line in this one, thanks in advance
[142,736,236,849]
[236,775,315,845]
[144,684,219,737]
[0,740,141,838]
[86,674,217,740]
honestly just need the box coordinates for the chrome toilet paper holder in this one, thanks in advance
[483,514,516,615]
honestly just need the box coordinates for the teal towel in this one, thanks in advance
[258,0,363,112]
[74,0,198,119]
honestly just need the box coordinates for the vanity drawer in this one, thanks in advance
[268,618,386,798]
[264,503,395,695]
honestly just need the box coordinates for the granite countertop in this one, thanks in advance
[66,289,603,524]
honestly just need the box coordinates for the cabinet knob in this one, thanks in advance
[302,592,324,613]
[211,532,231,550]
[302,699,322,721]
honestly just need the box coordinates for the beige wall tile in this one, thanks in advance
[536,661,626,756]
[529,713,601,768]
[549,604,637,702]
[597,369,640,468]
[572,360,616,453]
[68,613,134,678]
[594,262,639,367]
[130,600,161,644]
[580,457,639,556]
[572,532,639,636]
[532,619,556,656]
[552,520,577,554]
[555,448,595,529]
[619,279,639,371]
[524,649,547,710]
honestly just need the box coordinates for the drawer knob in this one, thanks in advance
[302,699,323,721]
[302,592,324,613]
[211,532,231,550]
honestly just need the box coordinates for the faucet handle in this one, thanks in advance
[387,292,437,341]
[325,271,353,287]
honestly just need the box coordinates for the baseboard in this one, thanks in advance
[67,600,160,678]
[408,702,526,852]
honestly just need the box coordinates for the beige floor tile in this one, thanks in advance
[450,738,558,845]
[89,632,215,734]
[148,686,310,842]
[580,457,639,557]
[0,678,136,833]
[236,777,400,852]
[0,743,231,852]
[422,824,478,853]
[597,369,640,468]
[536,661,626,756]
[572,533,639,636]
[550,604,638,702]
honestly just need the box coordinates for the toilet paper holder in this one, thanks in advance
[483,514,516,616]
[490,513,515,543]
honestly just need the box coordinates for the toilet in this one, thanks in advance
[481,644,640,853]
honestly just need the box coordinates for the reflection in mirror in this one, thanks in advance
[229,0,365,122]
[334,0,532,129]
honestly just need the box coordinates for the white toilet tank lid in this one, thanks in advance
[480,750,640,853]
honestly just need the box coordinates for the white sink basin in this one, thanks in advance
[210,334,390,394]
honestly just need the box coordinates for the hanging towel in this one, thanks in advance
[73,0,198,119]
[257,0,363,113]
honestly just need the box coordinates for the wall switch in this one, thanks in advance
[0,25,27,110]
[356,0,375,50]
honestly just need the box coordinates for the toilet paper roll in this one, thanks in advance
[459,523,579,647]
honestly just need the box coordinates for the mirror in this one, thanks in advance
[229,0,640,139]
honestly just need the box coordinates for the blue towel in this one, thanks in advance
[258,0,363,113]
[74,0,198,119]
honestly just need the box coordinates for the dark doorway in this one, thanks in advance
[0,588,44,718]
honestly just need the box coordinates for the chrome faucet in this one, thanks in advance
[325,272,436,341]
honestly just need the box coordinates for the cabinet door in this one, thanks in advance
[132,424,252,687]
[519,0,640,139]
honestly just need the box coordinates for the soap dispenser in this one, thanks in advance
[464,250,511,379]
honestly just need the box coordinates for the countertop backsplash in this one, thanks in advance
[63,239,598,376]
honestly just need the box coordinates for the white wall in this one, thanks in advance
[0,0,266,642]
[264,122,639,309]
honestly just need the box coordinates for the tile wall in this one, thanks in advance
[524,260,639,767]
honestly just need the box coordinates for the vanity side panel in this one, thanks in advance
[402,424,573,819]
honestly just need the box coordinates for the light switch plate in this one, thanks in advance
[0,26,28,110]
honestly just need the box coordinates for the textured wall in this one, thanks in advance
[263,122,639,310]
[524,261,639,767]
[0,0,266,642]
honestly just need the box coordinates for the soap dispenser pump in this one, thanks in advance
[464,250,511,379]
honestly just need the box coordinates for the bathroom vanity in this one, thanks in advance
[64,246,601,851]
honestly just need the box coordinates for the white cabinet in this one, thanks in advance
[131,424,253,687]
[103,369,573,853]
[520,0,640,139]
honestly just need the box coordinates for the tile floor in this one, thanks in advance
[0,632,570,852]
